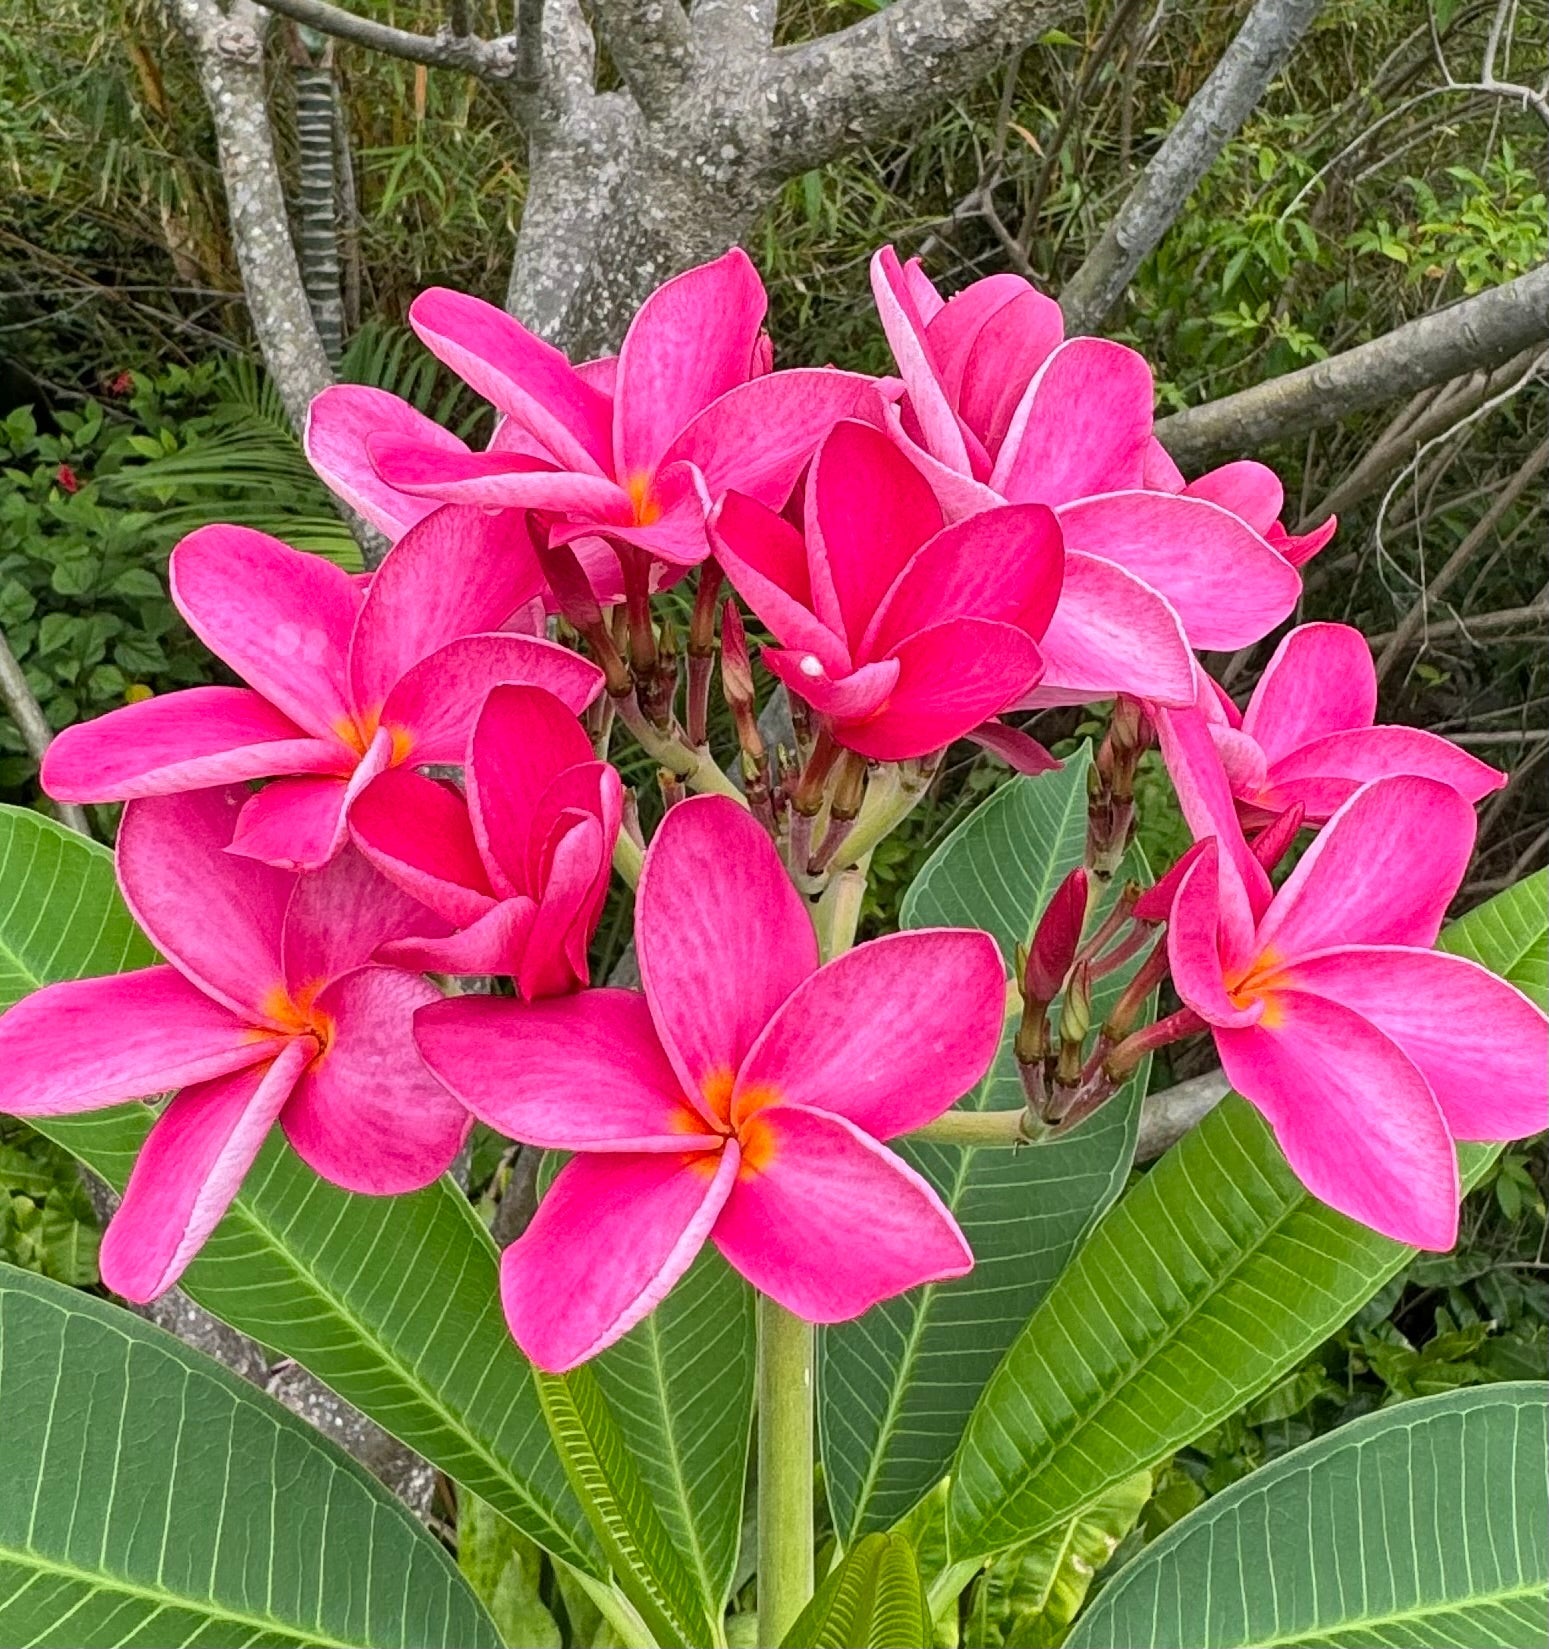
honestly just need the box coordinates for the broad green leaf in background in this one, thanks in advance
[0,1262,498,1648]
[821,749,1150,1541]
[535,1365,718,1649]
[948,871,1548,1561]
[592,1246,756,1619]
[965,1471,1151,1649]
[1067,1383,1549,1649]
[0,804,601,1574]
[780,1533,931,1649]
[458,1492,563,1649]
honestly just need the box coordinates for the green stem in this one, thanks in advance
[908,1108,1039,1146]
[757,1294,814,1647]
[611,690,746,802]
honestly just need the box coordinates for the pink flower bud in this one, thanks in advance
[1025,867,1088,1004]
[55,464,80,494]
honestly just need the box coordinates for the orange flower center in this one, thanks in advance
[625,472,662,526]
[255,980,336,1064]
[333,707,415,766]
[678,1069,783,1179]
[1226,947,1288,1028]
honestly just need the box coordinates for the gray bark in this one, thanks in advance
[1060,0,1327,336]
[167,0,334,437]
[1155,262,1549,467]
[0,628,91,836]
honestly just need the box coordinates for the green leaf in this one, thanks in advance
[948,872,1547,1561]
[966,1471,1151,1649]
[822,750,1148,1540]
[0,1262,498,1648]
[781,1533,931,1649]
[592,1246,755,1616]
[0,805,600,1575]
[535,1365,717,1649]
[1067,1384,1549,1648]
[458,1493,562,1649]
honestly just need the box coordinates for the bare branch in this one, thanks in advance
[1136,1070,1230,1163]
[1154,263,1549,468]
[0,629,90,836]
[1373,435,1548,685]
[585,0,693,119]
[252,0,515,77]
[1366,602,1549,650]
[749,0,1067,177]
[1060,0,1327,335]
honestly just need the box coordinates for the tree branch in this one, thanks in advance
[252,0,516,77]
[585,0,693,120]
[1060,0,1327,335]
[0,628,90,836]
[749,0,1068,177]
[690,0,776,56]
[1154,262,1549,468]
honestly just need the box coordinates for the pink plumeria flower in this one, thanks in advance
[0,787,468,1301]
[1188,624,1506,827]
[350,683,622,997]
[415,795,1004,1372]
[309,250,882,582]
[710,419,1063,763]
[1164,775,1547,1250]
[43,506,603,869]
[870,246,1302,703]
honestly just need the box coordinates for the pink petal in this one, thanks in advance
[582,460,713,568]
[1259,726,1507,820]
[861,502,1063,660]
[415,988,719,1151]
[1154,703,1274,933]
[1167,848,1263,1028]
[1182,459,1283,534]
[1273,946,1549,1143]
[281,842,443,992]
[924,272,1045,395]
[763,651,900,723]
[636,795,817,1114]
[170,526,360,741]
[991,339,1153,505]
[712,1104,972,1319]
[575,355,618,395]
[367,437,631,516]
[40,688,343,803]
[304,384,465,539]
[408,286,612,473]
[378,899,536,976]
[502,1145,740,1371]
[348,504,545,715]
[614,249,767,481]
[964,718,1061,774]
[0,966,277,1116]
[883,408,1005,518]
[350,768,495,926]
[953,288,1065,459]
[100,1038,312,1301]
[1211,723,1270,798]
[665,368,884,509]
[809,420,943,651]
[1269,515,1338,567]
[834,618,1043,762]
[280,966,468,1194]
[709,491,850,671]
[1143,437,1187,491]
[1054,492,1301,651]
[380,634,603,764]
[733,929,1004,1137]
[1025,553,1196,708]
[117,788,293,1022]
[870,246,973,473]
[228,774,363,873]
[518,813,604,1000]
[1243,623,1377,760]
[468,683,597,896]
[523,758,622,901]
[1215,993,1460,1249]
[1255,776,1477,959]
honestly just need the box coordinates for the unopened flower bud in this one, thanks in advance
[1250,803,1306,873]
[1025,868,1088,1004]
[536,537,631,695]
[720,600,756,711]
[1057,960,1093,1049]
[690,562,723,658]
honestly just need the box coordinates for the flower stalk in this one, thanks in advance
[757,1294,814,1648]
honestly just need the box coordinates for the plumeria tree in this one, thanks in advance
[0,247,1545,1649]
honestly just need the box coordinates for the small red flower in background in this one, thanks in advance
[107,371,136,397]
[55,464,80,494]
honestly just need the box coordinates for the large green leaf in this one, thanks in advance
[821,750,1148,1541]
[780,1533,931,1649]
[1067,1383,1549,1649]
[0,1262,498,1648]
[535,1366,717,1649]
[592,1246,755,1618]
[948,872,1548,1560]
[0,805,600,1574]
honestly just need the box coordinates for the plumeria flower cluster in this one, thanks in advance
[3,246,1544,1372]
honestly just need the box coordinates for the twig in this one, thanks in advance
[252,0,516,77]
[0,629,90,836]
